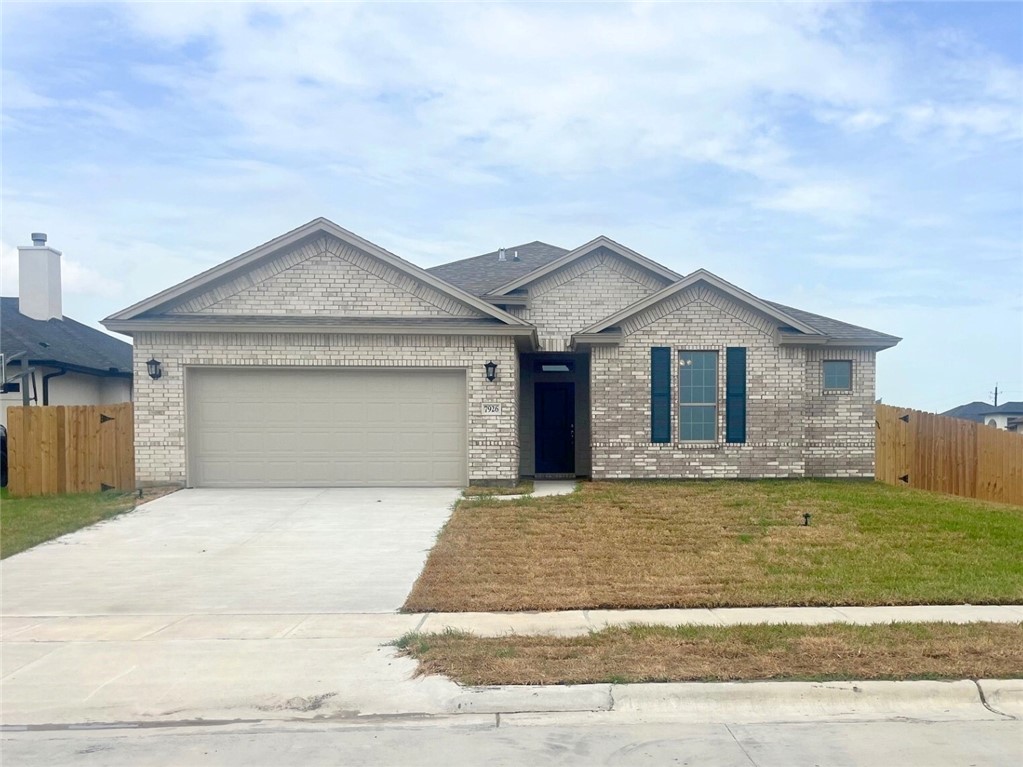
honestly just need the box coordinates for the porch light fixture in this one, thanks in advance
[484,360,497,382]
[146,358,163,380]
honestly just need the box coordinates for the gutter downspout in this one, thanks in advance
[42,368,67,406]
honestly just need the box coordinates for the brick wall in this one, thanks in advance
[511,248,668,351]
[168,235,482,318]
[589,284,877,479]
[133,332,519,486]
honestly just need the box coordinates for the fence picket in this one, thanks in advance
[5,403,135,498]
[876,404,1023,506]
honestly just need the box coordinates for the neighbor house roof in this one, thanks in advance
[941,401,992,423]
[426,241,569,296]
[942,401,1023,421]
[1,297,132,376]
[978,401,1023,416]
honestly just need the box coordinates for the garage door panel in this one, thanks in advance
[188,368,467,487]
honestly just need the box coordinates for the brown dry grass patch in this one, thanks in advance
[397,622,1023,685]
[404,480,1023,612]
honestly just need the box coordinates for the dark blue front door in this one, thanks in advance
[535,382,575,474]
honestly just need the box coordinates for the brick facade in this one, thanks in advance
[509,248,669,351]
[133,331,519,486]
[168,235,483,318]
[589,285,877,479]
[129,228,883,487]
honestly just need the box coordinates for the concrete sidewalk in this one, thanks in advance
[4,604,1021,643]
[3,605,1021,727]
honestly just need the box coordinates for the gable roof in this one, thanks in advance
[484,236,682,297]
[426,241,569,296]
[1,297,133,376]
[978,401,1023,416]
[941,401,993,423]
[579,269,821,337]
[764,301,902,345]
[575,269,900,348]
[104,218,531,329]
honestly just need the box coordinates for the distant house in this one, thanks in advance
[941,401,995,424]
[978,402,1023,432]
[1,234,133,428]
[942,400,1023,432]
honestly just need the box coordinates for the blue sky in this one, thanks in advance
[2,1,1021,412]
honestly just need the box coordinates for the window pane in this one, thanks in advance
[680,351,717,404]
[823,360,852,390]
[681,405,716,441]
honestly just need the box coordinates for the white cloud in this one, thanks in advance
[117,2,893,183]
[756,182,874,218]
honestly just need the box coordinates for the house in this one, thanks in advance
[942,401,1023,432]
[1,234,133,429]
[978,402,1023,432]
[941,401,996,424]
[103,218,900,488]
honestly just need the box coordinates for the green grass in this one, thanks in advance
[405,480,1023,612]
[0,488,137,559]
[398,621,1023,685]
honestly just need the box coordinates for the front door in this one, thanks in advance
[535,382,575,475]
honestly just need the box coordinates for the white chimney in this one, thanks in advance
[18,232,63,321]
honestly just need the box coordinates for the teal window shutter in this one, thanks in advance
[651,347,671,443]
[725,347,746,443]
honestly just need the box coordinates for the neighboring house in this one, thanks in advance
[942,401,1023,431]
[978,402,1023,431]
[941,401,995,424]
[1,234,133,428]
[103,218,900,488]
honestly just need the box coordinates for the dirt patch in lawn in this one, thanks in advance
[463,481,534,498]
[404,480,1023,612]
[397,622,1023,685]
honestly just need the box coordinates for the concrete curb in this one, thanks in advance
[979,678,1023,718]
[449,684,612,714]
[447,679,1022,722]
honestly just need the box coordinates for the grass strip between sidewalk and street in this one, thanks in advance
[0,487,176,559]
[404,480,1023,612]
[396,621,1023,686]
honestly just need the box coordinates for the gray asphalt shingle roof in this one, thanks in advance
[426,241,568,296]
[765,301,901,345]
[1,297,133,375]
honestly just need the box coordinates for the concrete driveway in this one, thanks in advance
[1,487,459,615]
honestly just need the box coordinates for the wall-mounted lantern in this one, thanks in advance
[146,358,163,380]
[484,360,497,382]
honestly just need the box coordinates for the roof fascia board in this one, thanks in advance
[104,218,530,327]
[18,360,132,378]
[777,334,901,350]
[579,269,823,337]
[103,317,538,337]
[571,330,624,346]
[486,236,682,297]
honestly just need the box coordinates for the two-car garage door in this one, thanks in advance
[187,368,467,487]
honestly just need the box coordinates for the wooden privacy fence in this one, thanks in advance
[6,403,135,498]
[876,404,1023,506]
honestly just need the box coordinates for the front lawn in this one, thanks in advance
[0,487,172,559]
[403,480,1023,612]
[397,622,1023,685]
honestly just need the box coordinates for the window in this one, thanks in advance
[823,360,852,391]
[680,351,718,440]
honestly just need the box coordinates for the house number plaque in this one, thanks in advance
[481,403,502,415]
